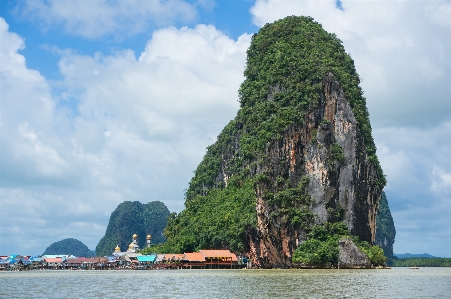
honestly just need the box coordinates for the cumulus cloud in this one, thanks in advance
[431,167,451,195]
[57,25,251,209]
[0,18,69,187]
[0,17,251,255]
[251,0,451,127]
[374,122,451,256]
[18,0,199,39]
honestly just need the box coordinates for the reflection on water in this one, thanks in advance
[1,268,450,298]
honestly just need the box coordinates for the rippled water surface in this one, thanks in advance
[1,268,450,298]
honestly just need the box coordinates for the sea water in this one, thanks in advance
[1,267,450,298]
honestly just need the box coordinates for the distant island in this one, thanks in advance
[393,257,450,267]
[43,238,95,257]
[95,201,170,257]
[394,253,436,258]
[390,252,451,267]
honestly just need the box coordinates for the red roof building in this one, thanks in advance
[183,252,205,262]
[44,257,63,267]
[199,250,238,262]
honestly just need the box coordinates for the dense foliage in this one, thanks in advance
[237,16,384,187]
[95,201,170,256]
[43,238,94,257]
[375,192,396,265]
[258,174,317,231]
[186,15,385,201]
[292,222,387,267]
[164,16,385,255]
[164,177,257,253]
[393,258,451,267]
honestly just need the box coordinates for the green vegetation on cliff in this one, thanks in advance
[43,238,94,257]
[164,177,256,253]
[164,16,385,257]
[186,15,384,201]
[292,222,387,267]
[375,192,396,265]
[241,16,383,185]
[96,201,170,256]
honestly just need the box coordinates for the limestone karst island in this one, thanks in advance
[3,16,401,270]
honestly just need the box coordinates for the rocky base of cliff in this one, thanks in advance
[338,237,371,269]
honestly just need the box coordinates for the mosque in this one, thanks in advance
[113,234,152,256]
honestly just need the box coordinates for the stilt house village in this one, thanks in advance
[0,234,248,271]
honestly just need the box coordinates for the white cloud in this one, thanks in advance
[0,18,70,187]
[0,18,251,255]
[250,0,451,127]
[431,167,451,195]
[19,0,198,39]
[374,122,451,256]
[375,122,451,198]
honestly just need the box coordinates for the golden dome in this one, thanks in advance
[146,234,152,240]
[132,234,138,239]
[129,242,134,249]
[115,245,120,252]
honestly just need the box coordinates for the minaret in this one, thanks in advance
[146,234,152,247]
[128,234,139,252]
[132,233,138,246]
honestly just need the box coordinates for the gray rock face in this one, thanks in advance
[245,74,382,267]
[338,237,371,269]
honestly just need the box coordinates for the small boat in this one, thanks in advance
[409,266,419,269]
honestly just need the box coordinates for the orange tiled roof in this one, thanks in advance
[199,250,238,262]
[44,258,63,263]
[183,252,205,262]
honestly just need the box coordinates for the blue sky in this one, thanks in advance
[1,0,450,257]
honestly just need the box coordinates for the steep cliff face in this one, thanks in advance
[247,74,381,267]
[164,16,385,267]
[375,192,396,265]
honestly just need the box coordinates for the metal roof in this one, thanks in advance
[42,255,75,259]
[137,255,157,262]
[65,258,99,263]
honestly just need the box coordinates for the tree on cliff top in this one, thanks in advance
[163,16,385,256]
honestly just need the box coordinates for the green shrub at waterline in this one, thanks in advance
[292,222,387,267]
